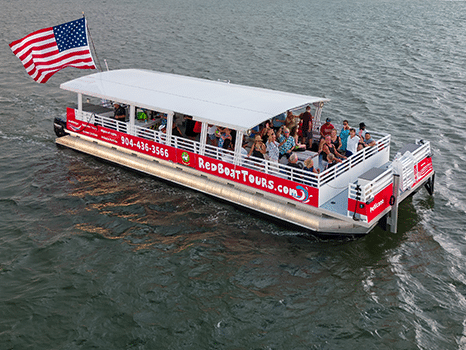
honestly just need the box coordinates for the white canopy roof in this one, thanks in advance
[60,69,329,132]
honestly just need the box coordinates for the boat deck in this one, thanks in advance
[321,188,349,217]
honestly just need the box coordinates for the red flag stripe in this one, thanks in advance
[9,18,96,83]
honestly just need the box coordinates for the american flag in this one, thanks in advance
[9,18,96,83]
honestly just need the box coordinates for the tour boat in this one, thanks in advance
[53,69,435,237]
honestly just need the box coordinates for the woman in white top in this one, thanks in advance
[266,132,280,162]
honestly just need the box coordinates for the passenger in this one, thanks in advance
[248,134,266,159]
[218,128,232,149]
[285,110,297,130]
[346,128,361,157]
[290,125,306,151]
[330,128,343,154]
[326,153,339,169]
[339,120,350,154]
[113,103,126,121]
[276,125,283,141]
[303,157,319,174]
[272,113,285,131]
[266,132,280,162]
[184,116,198,140]
[207,124,218,146]
[320,118,335,138]
[299,105,313,148]
[287,153,301,169]
[278,127,296,160]
[287,153,301,181]
[230,129,237,150]
[358,122,367,138]
[171,117,183,137]
[241,139,249,158]
[322,135,346,165]
[260,120,273,143]
[363,132,376,147]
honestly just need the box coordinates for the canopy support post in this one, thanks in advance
[129,105,135,135]
[77,93,82,120]
[166,112,174,147]
[234,130,244,165]
[199,122,208,156]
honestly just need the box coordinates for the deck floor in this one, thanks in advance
[320,188,350,217]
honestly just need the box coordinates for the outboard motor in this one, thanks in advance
[53,117,68,137]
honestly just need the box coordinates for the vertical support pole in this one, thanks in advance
[77,93,83,120]
[199,122,208,156]
[313,101,324,138]
[388,174,400,233]
[165,112,174,147]
[234,130,244,165]
[129,105,135,135]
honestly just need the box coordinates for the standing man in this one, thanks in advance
[300,105,313,149]
[113,103,126,121]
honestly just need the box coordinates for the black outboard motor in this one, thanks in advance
[53,117,68,137]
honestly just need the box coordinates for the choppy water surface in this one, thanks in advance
[1,0,466,348]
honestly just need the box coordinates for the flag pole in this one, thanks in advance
[83,12,103,72]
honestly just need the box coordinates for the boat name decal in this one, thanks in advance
[198,157,303,198]
[369,199,385,213]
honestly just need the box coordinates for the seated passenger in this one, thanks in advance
[303,157,319,174]
[363,132,376,147]
[291,125,306,151]
[358,122,367,138]
[278,127,296,159]
[287,153,301,169]
[113,103,126,121]
[287,153,302,181]
[218,128,232,149]
[326,153,339,169]
[171,117,183,137]
[207,124,218,146]
[330,128,343,154]
[322,135,346,162]
[248,134,266,159]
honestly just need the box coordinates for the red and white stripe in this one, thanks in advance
[9,25,96,83]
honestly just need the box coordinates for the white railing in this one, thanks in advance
[93,114,128,134]
[412,141,431,163]
[78,110,391,198]
[347,168,393,222]
[392,140,431,192]
[319,134,390,186]
[348,168,393,203]
[317,135,391,206]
